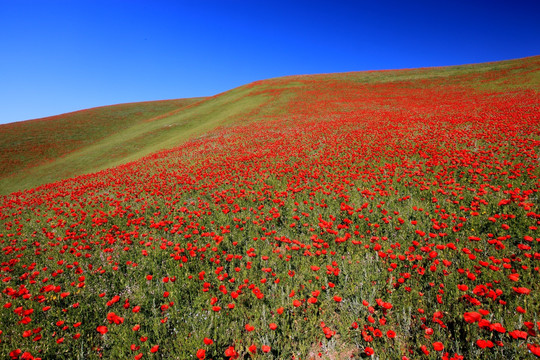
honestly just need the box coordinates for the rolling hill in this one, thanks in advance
[0,56,539,360]
[1,56,538,195]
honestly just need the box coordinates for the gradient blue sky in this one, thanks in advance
[1,0,539,124]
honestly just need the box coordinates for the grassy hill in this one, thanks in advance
[1,56,538,195]
[0,56,539,359]
[0,99,203,191]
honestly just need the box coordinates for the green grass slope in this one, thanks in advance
[1,55,538,195]
[0,98,202,188]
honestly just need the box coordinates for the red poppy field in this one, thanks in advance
[1,57,539,359]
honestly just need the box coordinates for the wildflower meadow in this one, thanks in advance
[1,57,539,359]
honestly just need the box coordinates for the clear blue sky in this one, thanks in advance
[1,0,539,124]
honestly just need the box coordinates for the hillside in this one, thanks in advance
[0,98,205,194]
[1,56,539,195]
[0,56,539,360]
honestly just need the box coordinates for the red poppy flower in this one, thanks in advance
[509,330,527,339]
[224,346,238,359]
[508,273,519,282]
[527,344,540,357]
[9,350,22,359]
[433,342,444,351]
[196,349,206,359]
[463,312,482,323]
[513,287,531,295]
[476,339,494,348]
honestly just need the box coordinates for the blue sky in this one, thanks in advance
[1,0,539,124]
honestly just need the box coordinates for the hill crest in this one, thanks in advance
[1,55,538,195]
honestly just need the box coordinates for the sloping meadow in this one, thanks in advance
[1,57,539,359]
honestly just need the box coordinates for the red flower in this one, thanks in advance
[224,346,238,359]
[107,312,124,325]
[433,342,444,351]
[476,339,494,348]
[509,330,527,339]
[527,344,540,357]
[365,347,374,356]
[262,345,271,353]
[513,287,530,295]
[463,312,482,323]
[21,352,34,360]
[508,273,519,282]
[96,325,108,335]
[203,337,213,345]
[269,323,277,330]
[150,345,159,353]
[196,349,206,359]
[9,349,22,359]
